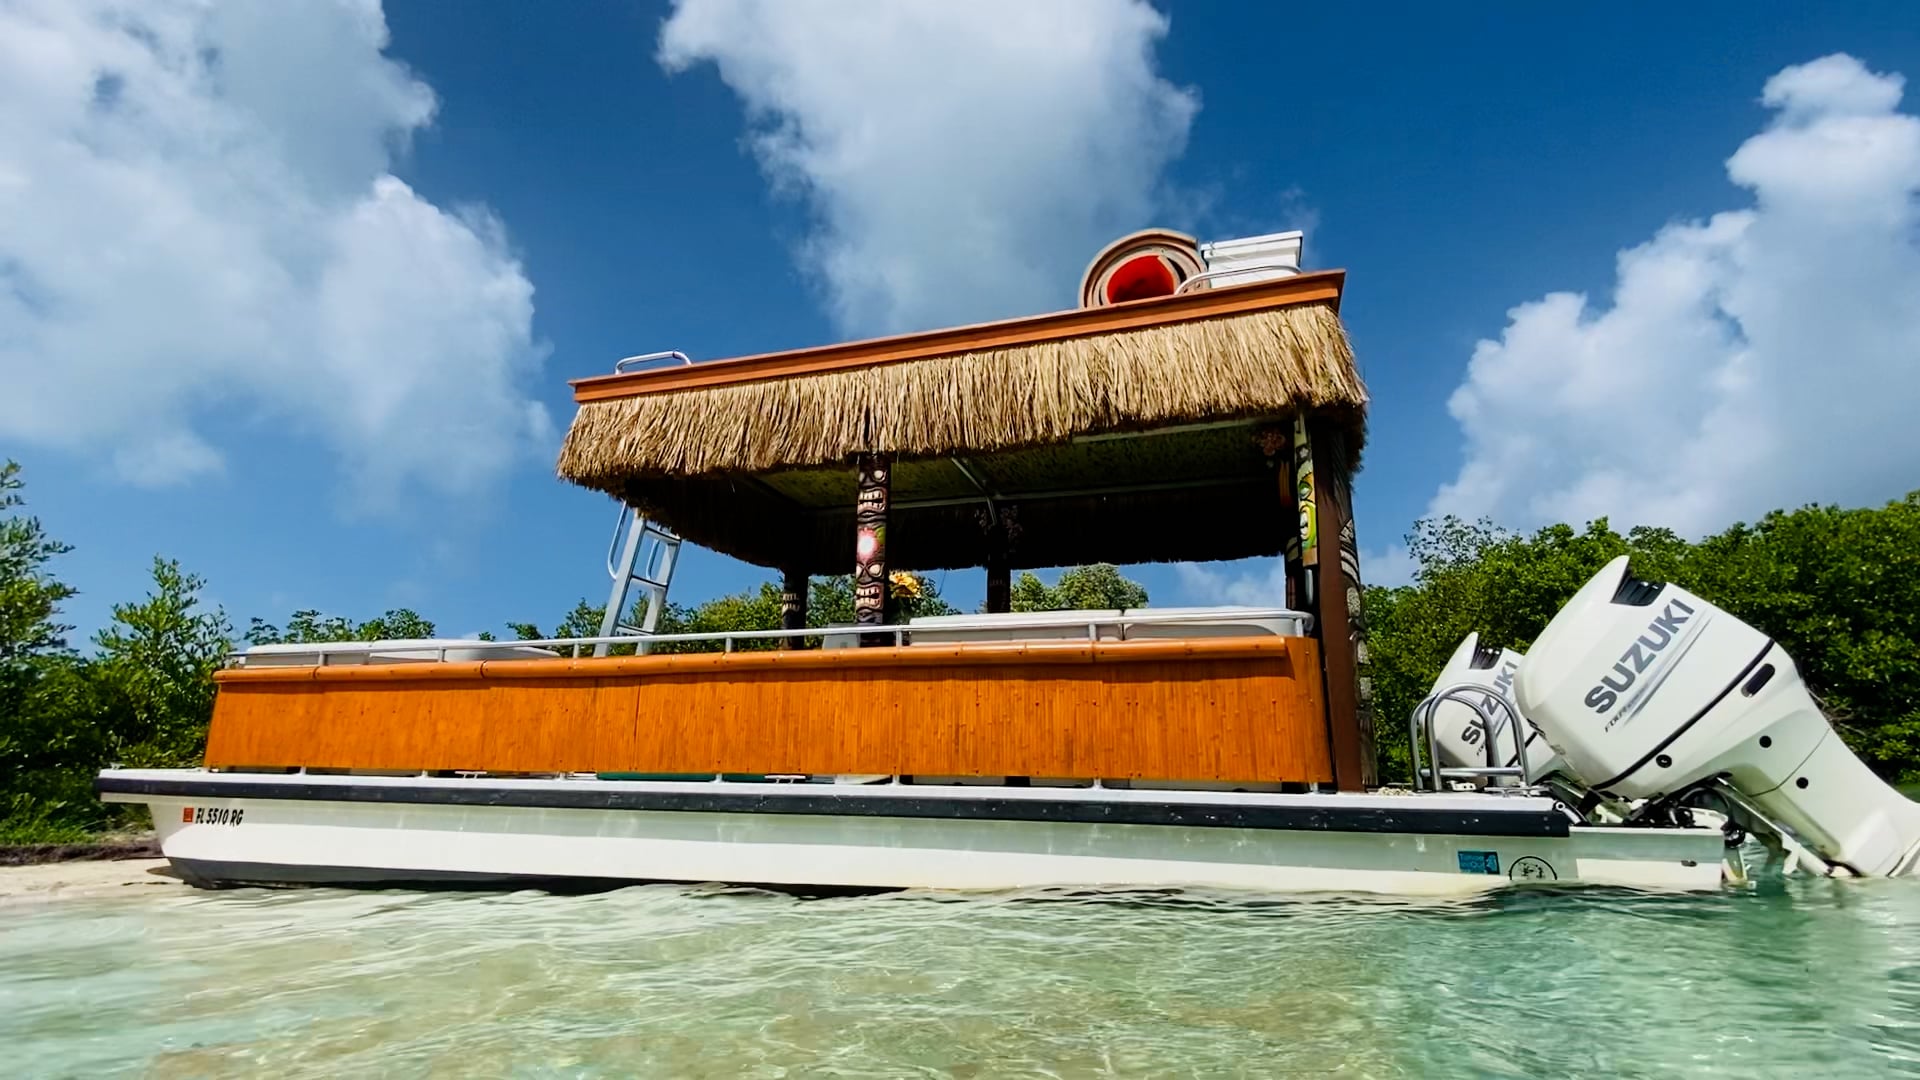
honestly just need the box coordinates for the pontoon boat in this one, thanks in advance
[97,230,1920,893]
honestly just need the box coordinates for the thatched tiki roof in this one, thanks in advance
[557,270,1366,574]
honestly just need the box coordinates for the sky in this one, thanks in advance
[5,0,1920,642]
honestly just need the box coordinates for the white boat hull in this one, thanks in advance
[98,771,1726,896]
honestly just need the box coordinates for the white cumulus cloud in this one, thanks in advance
[0,0,548,499]
[1431,53,1920,537]
[1174,543,1415,609]
[1173,560,1288,609]
[657,0,1198,335]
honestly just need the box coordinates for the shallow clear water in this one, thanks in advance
[4,876,1919,1078]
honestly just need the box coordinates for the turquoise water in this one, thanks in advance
[4,876,1919,1078]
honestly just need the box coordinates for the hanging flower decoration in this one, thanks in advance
[889,570,924,599]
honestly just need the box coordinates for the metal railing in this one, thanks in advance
[1407,684,1534,792]
[225,609,1309,667]
[612,351,694,373]
[228,626,890,666]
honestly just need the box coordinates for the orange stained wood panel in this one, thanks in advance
[203,637,1332,783]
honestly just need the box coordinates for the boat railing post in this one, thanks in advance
[1484,696,1502,773]
[1407,695,1451,792]
[1425,698,1445,791]
[1414,684,1531,792]
[1409,699,1433,790]
[1505,695,1532,784]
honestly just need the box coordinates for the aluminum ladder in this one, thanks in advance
[596,505,682,656]
[593,351,694,657]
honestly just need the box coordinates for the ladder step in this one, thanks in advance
[598,503,683,657]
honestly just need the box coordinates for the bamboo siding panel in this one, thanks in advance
[204,638,1331,783]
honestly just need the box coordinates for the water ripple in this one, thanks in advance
[3,878,1917,1077]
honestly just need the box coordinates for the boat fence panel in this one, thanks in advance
[202,637,1332,784]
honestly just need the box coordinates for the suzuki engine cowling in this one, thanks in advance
[1517,555,1920,876]
[1428,634,1564,785]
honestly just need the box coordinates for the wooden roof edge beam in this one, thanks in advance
[569,270,1346,403]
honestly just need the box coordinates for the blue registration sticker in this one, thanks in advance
[1457,850,1500,875]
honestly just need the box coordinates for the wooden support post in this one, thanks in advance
[1295,418,1321,595]
[854,453,892,643]
[1305,416,1376,790]
[1258,426,1308,610]
[985,559,1011,613]
[780,567,808,647]
[977,502,1019,614]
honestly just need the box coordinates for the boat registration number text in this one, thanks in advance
[182,806,245,826]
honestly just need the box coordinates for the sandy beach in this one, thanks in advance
[0,858,186,905]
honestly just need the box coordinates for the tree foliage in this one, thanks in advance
[1008,564,1149,612]
[801,572,958,628]
[1366,517,1686,781]
[1367,495,1920,784]
[0,464,233,839]
[245,607,435,645]
[1682,495,1920,776]
[0,461,93,839]
[0,461,74,667]
[91,559,232,768]
[513,573,962,655]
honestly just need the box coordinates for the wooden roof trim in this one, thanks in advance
[213,635,1306,684]
[571,270,1346,404]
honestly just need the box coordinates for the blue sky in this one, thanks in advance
[7,1,1920,642]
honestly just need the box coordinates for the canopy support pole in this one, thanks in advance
[1303,416,1376,790]
[780,567,808,647]
[979,501,1017,614]
[985,560,1011,613]
[854,453,892,644]
[1261,426,1308,611]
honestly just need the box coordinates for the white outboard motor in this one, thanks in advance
[1517,555,1920,876]
[1428,634,1565,785]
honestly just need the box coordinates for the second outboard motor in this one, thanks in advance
[1429,634,1565,785]
[1517,556,1920,876]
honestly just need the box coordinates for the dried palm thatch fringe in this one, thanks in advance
[558,302,1365,489]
